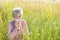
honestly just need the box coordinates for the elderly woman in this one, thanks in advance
[8,7,30,40]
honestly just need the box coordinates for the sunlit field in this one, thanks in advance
[0,0,60,40]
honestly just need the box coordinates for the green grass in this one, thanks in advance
[0,1,60,40]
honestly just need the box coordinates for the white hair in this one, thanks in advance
[12,7,23,16]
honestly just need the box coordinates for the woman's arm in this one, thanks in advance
[22,20,30,36]
[25,22,30,35]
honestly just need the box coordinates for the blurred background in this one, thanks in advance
[0,0,60,40]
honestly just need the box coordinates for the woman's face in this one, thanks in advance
[14,13,22,19]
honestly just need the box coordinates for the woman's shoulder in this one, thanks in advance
[8,20,14,24]
[22,19,27,24]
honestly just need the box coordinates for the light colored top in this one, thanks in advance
[8,20,29,40]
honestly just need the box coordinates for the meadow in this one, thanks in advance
[0,1,60,40]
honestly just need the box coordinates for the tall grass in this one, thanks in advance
[0,1,60,40]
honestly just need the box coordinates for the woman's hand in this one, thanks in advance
[14,21,19,31]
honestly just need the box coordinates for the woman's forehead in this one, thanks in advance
[17,13,22,15]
